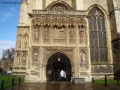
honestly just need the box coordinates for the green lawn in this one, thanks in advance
[0,75,24,89]
[94,80,119,84]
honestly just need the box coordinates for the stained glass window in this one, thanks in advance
[88,8,108,62]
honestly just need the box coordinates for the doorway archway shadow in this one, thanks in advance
[46,52,71,82]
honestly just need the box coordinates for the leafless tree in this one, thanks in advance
[2,48,15,59]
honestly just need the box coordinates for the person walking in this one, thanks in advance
[60,69,64,82]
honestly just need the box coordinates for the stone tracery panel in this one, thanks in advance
[15,51,28,66]
[78,18,86,45]
[32,16,88,45]
[17,26,30,49]
[91,65,113,73]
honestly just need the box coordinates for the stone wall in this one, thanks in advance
[13,0,114,82]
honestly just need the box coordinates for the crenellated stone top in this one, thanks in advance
[31,10,86,16]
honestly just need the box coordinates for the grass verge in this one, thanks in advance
[0,75,24,89]
[94,80,119,84]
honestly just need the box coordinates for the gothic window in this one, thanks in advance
[88,8,108,62]
[47,1,72,11]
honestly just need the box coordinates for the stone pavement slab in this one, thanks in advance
[5,83,120,90]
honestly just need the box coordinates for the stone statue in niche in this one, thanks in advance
[33,50,39,62]
[24,37,28,48]
[79,50,86,69]
[69,27,74,38]
[23,54,26,65]
[18,38,21,48]
[79,30,84,44]
[35,29,39,38]
[70,31,74,38]
[44,27,49,39]
[17,54,20,65]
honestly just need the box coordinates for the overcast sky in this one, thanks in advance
[0,0,21,59]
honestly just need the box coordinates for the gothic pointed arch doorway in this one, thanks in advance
[46,52,71,82]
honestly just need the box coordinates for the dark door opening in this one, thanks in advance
[53,62,66,71]
[46,52,71,82]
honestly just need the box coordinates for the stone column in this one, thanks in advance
[35,0,38,9]
[66,25,69,46]
[28,22,32,69]
[41,26,43,45]
[50,25,53,46]
[14,53,17,67]
[75,0,84,10]
[76,19,79,77]
[39,0,44,9]
[18,3,24,24]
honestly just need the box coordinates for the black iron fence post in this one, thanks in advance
[19,77,21,86]
[104,75,108,86]
[1,80,4,90]
[12,78,14,86]
[117,77,119,84]
[92,77,94,83]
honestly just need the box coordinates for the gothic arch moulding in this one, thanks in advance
[45,50,73,65]
[87,4,108,19]
[46,1,73,11]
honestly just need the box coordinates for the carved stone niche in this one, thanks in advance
[69,25,75,44]
[78,25,86,44]
[22,52,28,65]
[23,34,29,48]
[16,52,21,65]
[44,25,49,44]
[34,25,40,43]
[32,47,40,67]
[17,35,22,49]
[79,48,88,69]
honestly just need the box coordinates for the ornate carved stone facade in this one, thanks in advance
[13,0,120,83]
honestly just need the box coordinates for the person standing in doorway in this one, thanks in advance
[57,69,60,81]
[64,70,66,82]
[48,70,51,82]
[60,69,64,82]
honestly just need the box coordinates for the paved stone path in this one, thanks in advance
[5,83,120,90]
